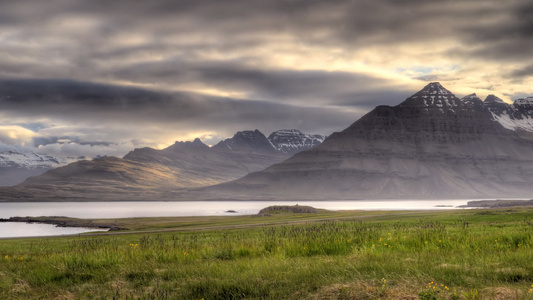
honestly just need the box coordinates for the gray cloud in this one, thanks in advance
[510,65,533,79]
[110,59,412,106]
[0,79,356,126]
[0,79,363,153]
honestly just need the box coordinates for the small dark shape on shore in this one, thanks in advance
[1,216,124,230]
[226,210,237,213]
[459,199,533,208]
[257,205,319,216]
[435,205,454,207]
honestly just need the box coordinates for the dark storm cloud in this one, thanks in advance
[0,79,358,136]
[32,136,60,147]
[510,65,533,79]
[110,58,410,106]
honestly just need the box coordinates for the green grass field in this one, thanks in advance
[1,207,533,299]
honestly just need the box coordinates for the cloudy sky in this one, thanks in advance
[0,0,532,158]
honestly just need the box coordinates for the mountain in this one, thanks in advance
[268,129,326,155]
[0,129,323,201]
[483,94,533,132]
[208,82,533,200]
[0,148,82,186]
[212,130,278,155]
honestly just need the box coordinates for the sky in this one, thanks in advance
[0,0,532,158]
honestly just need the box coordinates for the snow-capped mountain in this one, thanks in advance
[268,129,326,155]
[479,95,533,132]
[0,151,55,169]
[0,148,83,186]
[212,130,279,155]
[212,129,326,156]
[401,81,462,108]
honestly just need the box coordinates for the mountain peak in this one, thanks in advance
[419,82,454,95]
[270,129,303,136]
[212,129,278,154]
[514,97,533,106]
[463,93,478,98]
[192,138,204,144]
[460,93,484,108]
[165,139,209,152]
[484,94,505,104]
[400,82,461,108]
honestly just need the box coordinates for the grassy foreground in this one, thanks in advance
[1,208,533,299]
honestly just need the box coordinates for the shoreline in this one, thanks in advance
[0,216,125,231]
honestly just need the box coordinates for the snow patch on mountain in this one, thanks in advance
[0,145,87,186]
[401,82,462,109]
[0,145,82,169]
[268,129,326,155]
[489,111,533,132]
[515,97,533,106]
[481,95,533,132]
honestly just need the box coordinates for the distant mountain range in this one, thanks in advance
[0,129,325,200]
[2,82,533,201]
[207,83,533,200]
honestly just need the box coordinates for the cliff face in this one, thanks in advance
[268,129,326,155]
[214,83,533,200]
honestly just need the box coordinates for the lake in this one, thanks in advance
[0,222,109,239]
[0,199,475,238]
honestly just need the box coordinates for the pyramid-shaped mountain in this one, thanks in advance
[211,83,533,200]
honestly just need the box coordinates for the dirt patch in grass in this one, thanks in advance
[482,287,523,300]
[311,282,418,300]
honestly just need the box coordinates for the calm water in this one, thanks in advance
[0,199,478,238]
[0,200,476,219]
[0,222,108,238]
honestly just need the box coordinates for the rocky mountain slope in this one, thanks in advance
[483,94,533,132]
[0,129,323,201]
[268,129,326,155]
[209,83,533,200]
[212,130,279,155]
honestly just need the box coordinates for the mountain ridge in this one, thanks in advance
[206,82,533,200]
[0,128,325,200]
